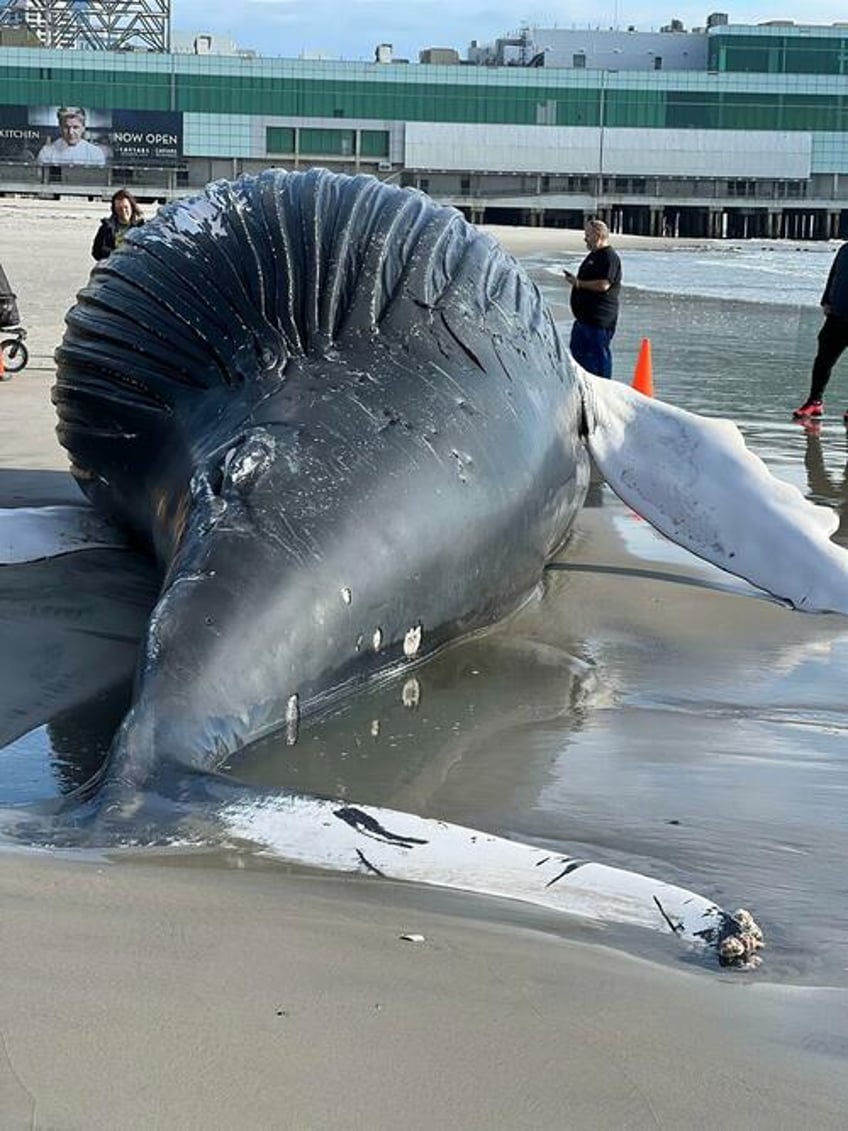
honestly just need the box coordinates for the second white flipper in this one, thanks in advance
[578,369,848,614]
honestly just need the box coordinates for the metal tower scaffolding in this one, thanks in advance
[0,0,171,52]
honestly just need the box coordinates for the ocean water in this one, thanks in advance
[3,241,848,985]
[540,241,842,483]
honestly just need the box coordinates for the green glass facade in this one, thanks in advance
[1,50,848,136]
[360,129,389,157]
[265,125,388,158]
[0,58,846,134]
[709,30,848,75]
[300,127,355,156]
[266,126,294,154]
[0,62,173,109]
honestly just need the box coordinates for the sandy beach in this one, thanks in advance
[2,197,848,1129]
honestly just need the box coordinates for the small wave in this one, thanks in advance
[537,248,823,308]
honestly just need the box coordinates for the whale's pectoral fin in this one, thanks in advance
[0,505,128,565]
[221,791,763,968]
[0,764,762,969]
[576,369,848,614]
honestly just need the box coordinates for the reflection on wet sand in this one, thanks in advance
[47,681,134,795]
[803,424,848,544]
[0,544,158,804]
[229,636,600,825]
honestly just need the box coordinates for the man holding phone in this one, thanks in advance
[563,218,622,379]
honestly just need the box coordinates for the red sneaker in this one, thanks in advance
[792,401,823,419]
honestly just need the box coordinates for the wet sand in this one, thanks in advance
[3,852,848,1130]
[2,199,848,1128]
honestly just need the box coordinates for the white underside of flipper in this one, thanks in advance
[0,505,127,564]
[223,794,736,955]
[577,367,848,614]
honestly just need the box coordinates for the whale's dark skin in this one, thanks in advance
[53,169,588,791]
[21,170,770,966]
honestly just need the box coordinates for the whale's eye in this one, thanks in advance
[258,346,278,370]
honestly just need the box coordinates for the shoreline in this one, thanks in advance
[1,191,837,253]
[483,222,730,255]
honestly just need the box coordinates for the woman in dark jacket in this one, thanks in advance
[91,188,145,261]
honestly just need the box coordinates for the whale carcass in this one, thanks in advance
[24,167,848,964]
[53,168,589,784]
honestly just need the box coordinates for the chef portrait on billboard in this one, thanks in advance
[36,107,108,166]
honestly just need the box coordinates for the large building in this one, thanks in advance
[2,14,848,238]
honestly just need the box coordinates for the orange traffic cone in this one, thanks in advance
[631,337,653,397]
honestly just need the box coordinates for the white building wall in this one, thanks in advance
[607,128,810,177]
[524,27,708,70]
[404,122,811,179]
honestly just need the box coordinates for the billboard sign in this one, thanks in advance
[0,105,182,166]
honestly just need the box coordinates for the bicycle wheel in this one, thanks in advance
[1,338,28,375]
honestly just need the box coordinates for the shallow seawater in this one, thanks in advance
[3,244,848,985]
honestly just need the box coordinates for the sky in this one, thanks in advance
[172,2,848,62]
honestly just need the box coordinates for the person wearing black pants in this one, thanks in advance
[794,242,848,421]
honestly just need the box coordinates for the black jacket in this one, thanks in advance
[822,243,848,320]
[91,215,144,261]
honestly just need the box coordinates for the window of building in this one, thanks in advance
[360,130,389,158]
[300,128,355,156]
[653,55,663,70]
[612,177,647,194]
[573,53,586,69]
[266,126,295,155]
[666,91,716,129]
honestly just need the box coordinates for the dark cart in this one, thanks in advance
[0,262,28,376]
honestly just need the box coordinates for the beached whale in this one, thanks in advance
[53,169,593,787]
[12,168,848,964]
